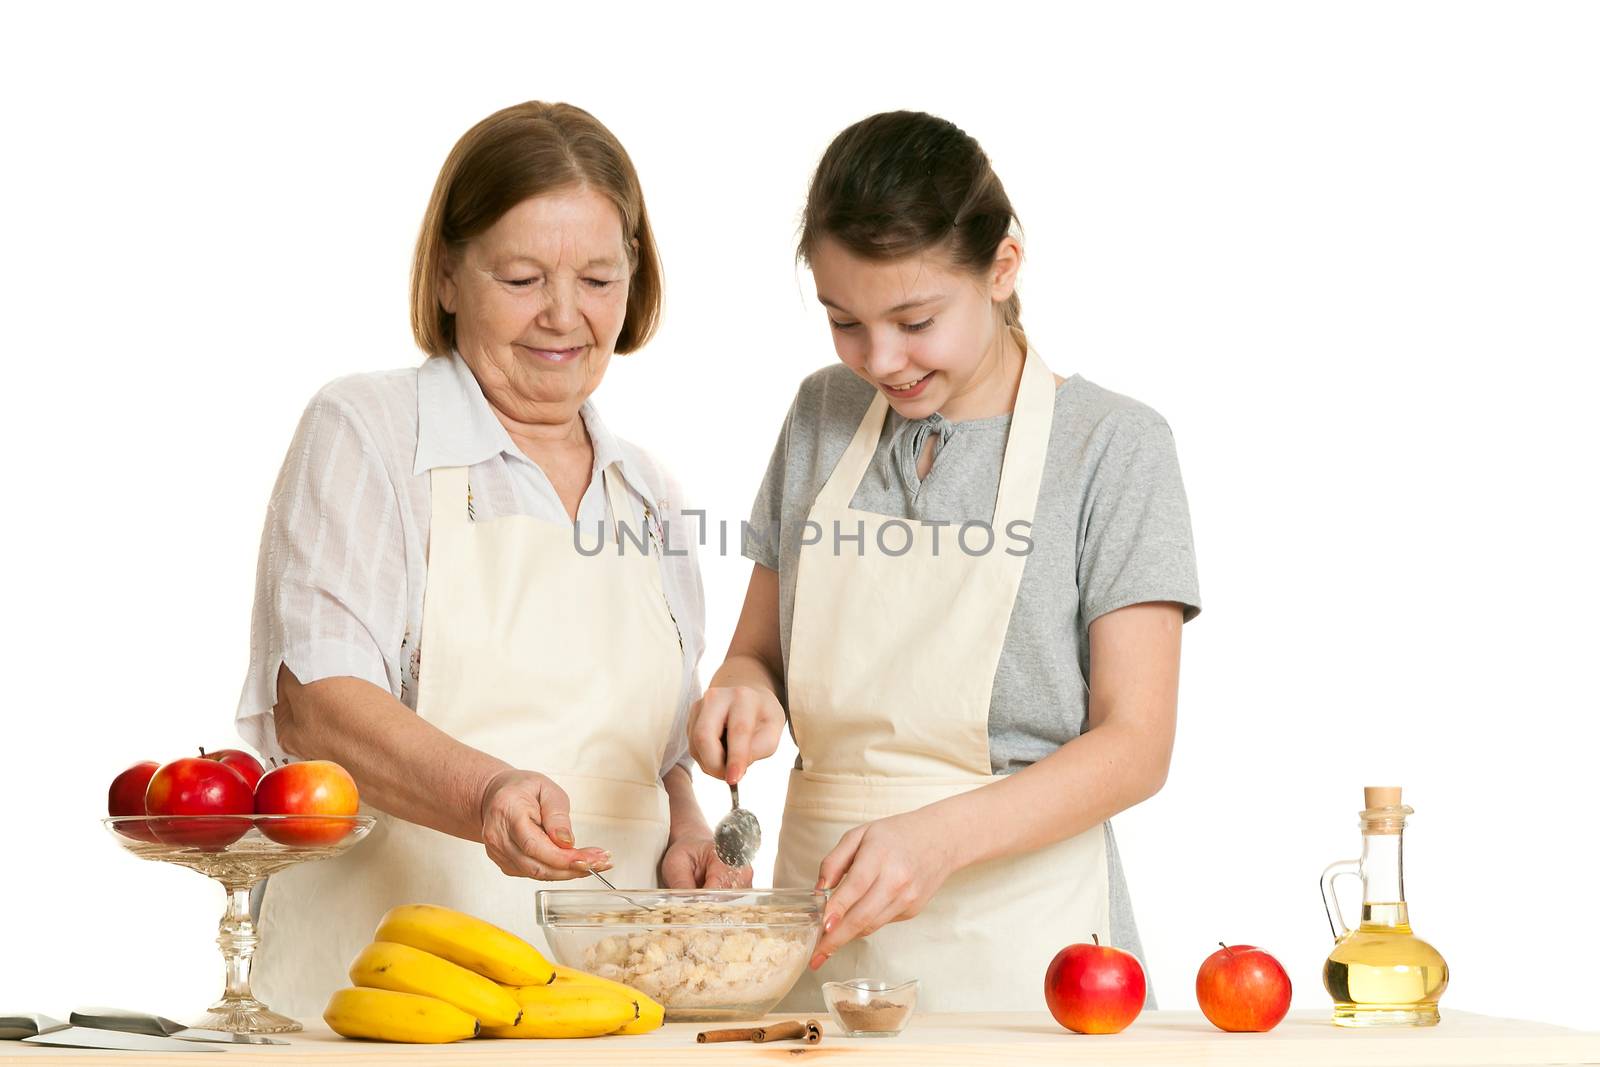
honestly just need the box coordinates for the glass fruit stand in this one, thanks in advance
[104,813,374,1034]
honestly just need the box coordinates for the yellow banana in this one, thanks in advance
[349,941,522,1028]
[550,964,665,1034]
[374,903,555,986]
[482,983,639,1039]
[323,987,479,1043]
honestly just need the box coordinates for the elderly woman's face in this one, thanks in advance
[442,186,632,427]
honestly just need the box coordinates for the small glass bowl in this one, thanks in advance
[822,978,918,1038]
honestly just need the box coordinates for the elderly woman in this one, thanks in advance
[234,102,739,1018]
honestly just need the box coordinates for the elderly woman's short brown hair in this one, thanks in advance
[410,102,663,357]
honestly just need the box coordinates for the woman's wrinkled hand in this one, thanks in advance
[478,768,611,880]
[688,686,786,784]
[807,810,960,969]
[660,833,754,889]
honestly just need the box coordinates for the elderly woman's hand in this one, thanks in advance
[478,769,611,880]
[660,833,754,890]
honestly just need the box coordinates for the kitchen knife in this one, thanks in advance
[71,1006,288,1045]
[22,1025,223,1052]
[0,1013,67,1040]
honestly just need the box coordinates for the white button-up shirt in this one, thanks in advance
[235,352,705,778]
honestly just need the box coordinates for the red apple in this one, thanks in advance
[1196,943,1292,1032]
[144,757,254,850]
[254,760,359,846]
[108,761,161,841]
[200,747,265,791]
[1045,934,1146,1035]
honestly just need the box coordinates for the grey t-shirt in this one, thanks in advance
[744,362,1201,1000]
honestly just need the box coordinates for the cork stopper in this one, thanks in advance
[1364,786,1402,809]
[1360,785,1412,834]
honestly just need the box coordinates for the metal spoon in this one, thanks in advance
[713,780,761,868]
[585,866,663,912]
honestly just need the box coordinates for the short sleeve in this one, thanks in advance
[742,400,796,571]
[234,389,407,759]
[1078,415,1202,626]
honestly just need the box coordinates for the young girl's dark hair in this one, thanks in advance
[799,111,1022,329]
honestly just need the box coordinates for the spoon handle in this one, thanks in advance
[587,868,660,912]
[720,727,739,810]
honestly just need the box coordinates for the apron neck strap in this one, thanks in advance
[991,338,1057,529]
[814,393,890,511]
[429,466,471,537]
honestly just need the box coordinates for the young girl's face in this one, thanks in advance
[809,235,1020,420]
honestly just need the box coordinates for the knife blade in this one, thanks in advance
[22,1025,223,1052]
[71,1006,287,1045]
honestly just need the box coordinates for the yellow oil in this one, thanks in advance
[1322,903,1449,1026]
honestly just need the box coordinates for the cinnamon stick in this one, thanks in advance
[753,1019,823,1043]
[700,1019,824,1044]
[753,1020,804,1042]
[697,1026,761,1043]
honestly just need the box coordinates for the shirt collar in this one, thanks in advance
[413,352,513,475]
[413,352,657,507]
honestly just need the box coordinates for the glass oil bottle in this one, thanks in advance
[1320,786,1449,1026]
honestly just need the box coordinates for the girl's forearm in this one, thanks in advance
[708,652,786,704]
[932,718,1169,871]
[937,603,1183,870]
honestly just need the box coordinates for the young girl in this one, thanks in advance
[691,111,1201,1011]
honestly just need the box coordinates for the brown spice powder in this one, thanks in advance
[835,997,911,1032]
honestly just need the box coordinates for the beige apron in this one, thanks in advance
[253,463,683,1018]
[774,337,1111,1012]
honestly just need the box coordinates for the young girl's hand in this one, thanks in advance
[807,808,961,969]
[688,685,786,784]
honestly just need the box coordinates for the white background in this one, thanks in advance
[2,0,1596,1032]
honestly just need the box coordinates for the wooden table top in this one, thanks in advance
[5,1010,1599,1065]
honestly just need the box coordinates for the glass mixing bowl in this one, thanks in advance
[535,888,825,1021]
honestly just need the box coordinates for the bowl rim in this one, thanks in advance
[822,977,920,996]
[536,887,827,927]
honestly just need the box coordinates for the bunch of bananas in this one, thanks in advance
[322,903,665,1043]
